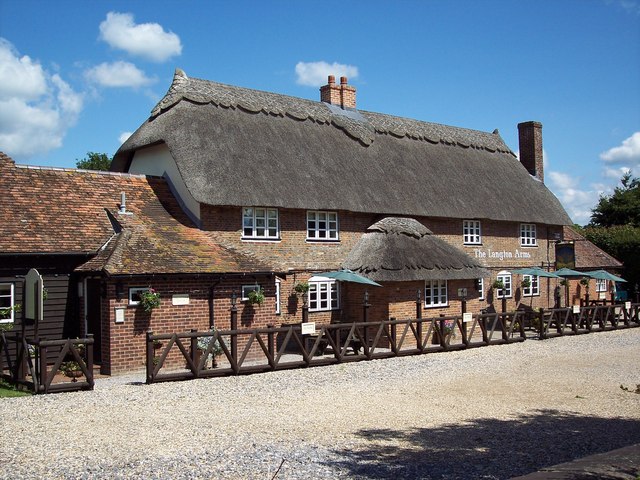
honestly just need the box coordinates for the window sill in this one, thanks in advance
[424,304,449,309]
[463,242,482,246]
[519,244,538,248]
[306,239,340,243]
[241,237,281,243]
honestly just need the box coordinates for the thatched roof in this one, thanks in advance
[343,218,490,281]
[113,69,571,226]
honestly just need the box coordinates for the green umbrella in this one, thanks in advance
[553,268,591,278]
[320,269,382,287]
[512,267,562,278]
[583,270,626,282]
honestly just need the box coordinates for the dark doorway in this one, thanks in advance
[85,279,102,363]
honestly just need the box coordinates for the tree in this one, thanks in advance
[589,172,640,227]
[75,152,112,171]
[585,172,640,295]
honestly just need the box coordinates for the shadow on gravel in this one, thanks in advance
[328,409,640,479]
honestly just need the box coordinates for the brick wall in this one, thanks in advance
[98,207,566,373]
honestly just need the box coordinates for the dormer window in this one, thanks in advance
[463,220,481,245]
[242,207,279,240]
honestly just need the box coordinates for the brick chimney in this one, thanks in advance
[518,121,544,182]
[320,75,356,109]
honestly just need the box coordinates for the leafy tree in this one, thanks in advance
[589,172,640,227]
[585,172,640,296]
[75,152,112,171]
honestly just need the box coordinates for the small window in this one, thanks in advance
[425,279,448,307]
[129,287,149,306]
[496,271,512,298]
[307,211,339,241]
[308,276,339,312]
[243,207,279,239]
[595,279,607,293]
[520,224,537,246]
[0,283,15,323]
[522,274,539,296]
[241,284,261,301]
[463,220,481,245]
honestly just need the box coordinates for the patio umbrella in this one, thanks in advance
[553,268,591,278]
[319,269,382,287]
[583,270,627,282]
[512,267,562,278]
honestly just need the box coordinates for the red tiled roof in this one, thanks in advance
[563,226,623,270]
[0,152,272,275]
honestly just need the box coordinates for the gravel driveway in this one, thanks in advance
[1,328,639,479]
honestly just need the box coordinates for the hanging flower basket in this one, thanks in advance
[247,288,265,306]
[139,288,161,312]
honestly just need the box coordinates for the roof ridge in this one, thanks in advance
[147,69,512,153]
[15,164,162,179]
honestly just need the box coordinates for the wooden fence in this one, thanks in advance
[146,303,640,384]
[539,302,640,339]
[145,310,529,384]
[0,333,94,394]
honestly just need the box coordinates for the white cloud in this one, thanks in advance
[99,12,182,62]
[295,61,359,87]
[600,132,640,170]
[118,131,132,145]
[547,171,603,225]
[0,38,47,101]
[84,61,155,88]
[0,39,83,159]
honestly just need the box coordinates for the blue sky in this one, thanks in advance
[1,0,638,225]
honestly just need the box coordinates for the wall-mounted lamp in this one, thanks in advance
[231,291,237,307]
[115,281,124,301]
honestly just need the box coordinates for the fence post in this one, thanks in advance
[267,324,275,360]
[389,317,397,353]
[38,341,47,394]
[415,289,422,348]
[538,308,545,340]
[190,328,199,376]
[146,330,154,384]
[480,314,488,345]
[86,334,94,388]
[230,294,238,368]
[363,291,370,349]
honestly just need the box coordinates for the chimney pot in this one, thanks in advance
[320,74,356,109]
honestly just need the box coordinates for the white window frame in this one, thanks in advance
[242,207,279,240]
[424,279,448,308]
[496,271,512,298]
[595,279,607,293]
[0,283,15,323]
[463,220,482,245]
[520,223,537,246]
[128,287,149,306]
[522,274,540,297]
[308,276,339,312]
[306,211,339,241]
[478,278,485,301]
[241,284,261,301]
[275,278,281,315]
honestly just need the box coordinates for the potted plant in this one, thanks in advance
[139,288,161,312]
[0,303,21,332]
[520,278,531,290]
[293,282,309,297]
[196,329,224,368]
[59,361,83,381]
[492,279,505,290]
[247,288,265,306]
